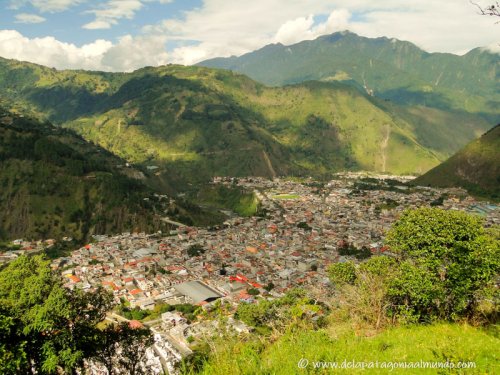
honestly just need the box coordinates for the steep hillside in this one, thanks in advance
[186,323,500,375]
[187,184,260,217]
[198,31,500,124]
[0,58,491,179]
[413,125,500,200]
[0,104,198,241]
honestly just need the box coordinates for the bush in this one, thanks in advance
[328,261,356,285]
[386,208,500,322]
[248,288,259,296]
[328,208,500,325]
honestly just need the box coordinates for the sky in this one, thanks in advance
[0,0,499,72]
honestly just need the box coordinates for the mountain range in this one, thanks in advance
[199,31,500,124]
[0,54,493,182]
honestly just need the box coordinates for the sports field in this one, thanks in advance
[269,194,301,200]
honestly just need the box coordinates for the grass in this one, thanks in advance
[188,323,500,375]
[270,195,301,200]
[96,319,115,330]
[189,185,259,217]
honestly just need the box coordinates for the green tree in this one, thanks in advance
[386,208,500,321]
[328,261,356,285]
[263,282,275,292]
[0,255,155,374]
[0,255,113,373]
[0,314,28,374]
[187,244,205,257]
[297,222,311,231]
[248,288,260,296]
[94,322,154,375]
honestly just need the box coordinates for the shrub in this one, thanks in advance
[328,261,356,285]
[385,208,500,322]
[328,208,500,326]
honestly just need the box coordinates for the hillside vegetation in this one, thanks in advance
[0,58,492,180]
[199,31,500,124]
[0,104,220,242]
[413,125,500,201]
[187,323,500,374]
[188,184,260,217]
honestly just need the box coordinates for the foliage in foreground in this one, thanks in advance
[182,322,500,374]
[0,255,154,374]
[329,208,500,324]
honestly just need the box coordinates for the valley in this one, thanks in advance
[1,22,500,375]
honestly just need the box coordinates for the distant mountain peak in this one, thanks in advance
[197,31,500,125]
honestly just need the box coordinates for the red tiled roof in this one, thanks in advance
[129,320,143,329]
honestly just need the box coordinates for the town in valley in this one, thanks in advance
[2,174,499,374]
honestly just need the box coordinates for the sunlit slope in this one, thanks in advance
[199,31,500,124]
[0,58,491,178]
[414,125,500,200]
[64,66,442,176]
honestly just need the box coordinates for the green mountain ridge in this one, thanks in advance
[0,104,179,242]
[0,58,492,180]
[198,31,500,124]
[413,124,500,200]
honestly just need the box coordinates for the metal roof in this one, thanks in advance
[173,280,224,304]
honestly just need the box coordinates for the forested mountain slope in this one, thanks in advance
[0,104,169,241]
[199,31,500,124]
[413,125,500,200]
[0,58,491,180]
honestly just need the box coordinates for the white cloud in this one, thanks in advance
[2,0,500,71]
[273,10,351,45]
[14,13,47,24]
[82,0,143,29]
[0,30,112,70]
[82,19,117,29]
[0,30,170,72]
[273,14,315,45]
[311,9,351,36]
[142,0,500,65]
[101,34,170,71]
[8,0,85,13]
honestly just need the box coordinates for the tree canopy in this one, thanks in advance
[0,255,154,374]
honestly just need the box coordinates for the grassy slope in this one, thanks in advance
[414,125,500,200]
[189,185,259,217]
[191,323,500,374]
[0,58,491,179]
[198,31,500,124]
